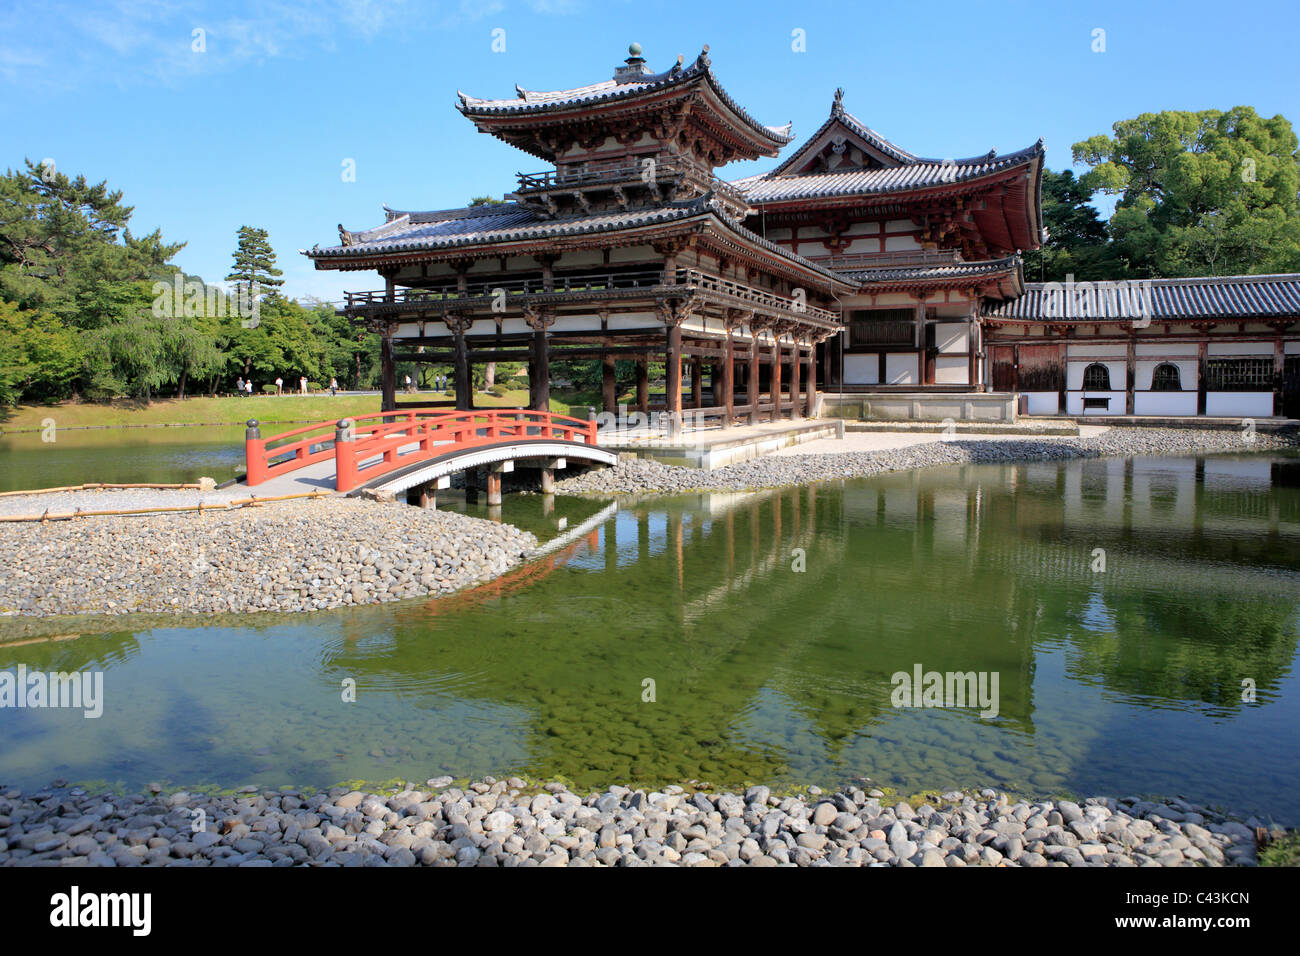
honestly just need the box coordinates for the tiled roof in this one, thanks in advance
[734,140,1045,204]
[307,194,852,287]
[457,47,793,148]
[984,274,1300,321]
[310,201,703,259]
[841,255,1022,285]
[769,104,918,176]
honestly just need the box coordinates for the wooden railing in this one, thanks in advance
[334,409,597,493]
[824,249,963,272]
[247,409,598,492]
[343,270,840,325]
[515,157,748,208]
[675,269,840,324]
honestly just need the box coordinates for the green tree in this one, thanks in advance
[1021,169,1127,283]
[0,300,83,404]
[1073,107,1300,276]
[225,225,284,302]
[0,159,182,326]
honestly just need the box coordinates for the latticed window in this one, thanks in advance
[1206,358,1273,391]
[1150,363,1182,391]
[848,309,914,348]
[1082,363,1111,390]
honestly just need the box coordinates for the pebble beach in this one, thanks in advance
[0,777,1276,867]
[0,498,536,617]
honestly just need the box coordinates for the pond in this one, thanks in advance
[0,426,247,491]
[1,453,1298,821]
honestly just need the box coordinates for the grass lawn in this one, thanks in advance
[0,388,598,432]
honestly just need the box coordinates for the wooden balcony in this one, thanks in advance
[343,267,839,329]
[514,158,749,211]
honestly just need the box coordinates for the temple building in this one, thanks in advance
[306,43,1300,423]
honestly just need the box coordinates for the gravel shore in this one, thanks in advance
[0,498,536,617]
[0,777,1277,867]
[555,427,1299,496]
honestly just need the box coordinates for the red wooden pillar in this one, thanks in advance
[790,341,801,418]
[723,330,735,426]
[800,345,811,416]
[1125,334,1136,415]
[453,328,471,411]
[665,324,682,435]
[748,330,761,426]
[532,325,550,412]
[771,338,783,420]
[690,356,703,408]
[380,332,396,412]
[636,358,649,413]
[601,354,617,412]
[1197,340,1208,416]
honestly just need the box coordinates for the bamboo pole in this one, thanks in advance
[0,481,203,498]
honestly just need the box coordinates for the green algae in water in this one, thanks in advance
[1,454,1299,822]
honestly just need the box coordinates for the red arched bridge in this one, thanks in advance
[244,409,615,502]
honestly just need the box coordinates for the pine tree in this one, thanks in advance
[225,225,284,300]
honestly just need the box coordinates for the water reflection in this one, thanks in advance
[1,454,1298,820]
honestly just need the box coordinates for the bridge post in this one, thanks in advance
[334,419,356,492]
[487,460,513,507]
[245,420,265,486]
[540,457,565,494]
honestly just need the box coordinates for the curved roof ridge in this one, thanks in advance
[457,46,793,149]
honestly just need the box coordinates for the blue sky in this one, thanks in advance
[4,0,1297,304]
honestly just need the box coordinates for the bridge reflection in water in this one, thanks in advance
[1,454,1297,819]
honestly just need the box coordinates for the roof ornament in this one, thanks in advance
[693,44,710,70]
[614,41,650,82]
[669,54,684,77]
[338,224,355,247]
[831,87,845,118]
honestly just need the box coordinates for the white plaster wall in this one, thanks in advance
[1067,343,1123,357]
[885,353,918,384]
[934,356,968,384]
[1023,391,1059,414]
[1134,360,1197,390]
[935,323,968,353]
[843,354,879,385]
[1067,361,1126,390]
[884,235,920,252]
[1134,392,1197,416]
[1208,341,1272,355]
[1136,342,1199,357]
[1205,392,1273,416]
[1066,391,1125,415]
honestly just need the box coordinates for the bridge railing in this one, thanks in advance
[245,419,340,486]
[247,409,598,490]
[334,409,598,492]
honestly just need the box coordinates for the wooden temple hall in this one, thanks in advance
[305,43,1046,429]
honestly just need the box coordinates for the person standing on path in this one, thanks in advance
[330,377,338,396]
[275,376,283,396]
[405,374,413,394]
[300,375,307,395]
[246,379,253,397]
[236,376,245,397]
